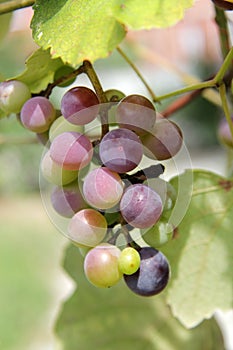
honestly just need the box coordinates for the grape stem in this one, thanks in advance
[0,0,35,15]
[219,83,233,141]
[214,6,231,59]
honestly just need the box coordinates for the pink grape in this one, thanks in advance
[68,209,107,247]
[99,128,143,173]
[51,183,87,218]
[84,243,122,288]
[50,131,93,171]
[20,96,56,133]
[116,94,156,135]
[61,86,100,125]
[83,167,124,209]
[120,184,163,228]
[141,119,183,160]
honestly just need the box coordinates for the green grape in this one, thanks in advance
[54,65,76,87]
[0,80,31,114]
[104,89,125,103]
[118,247,140,275]
[142,220,173,248]
[40,150,78,185]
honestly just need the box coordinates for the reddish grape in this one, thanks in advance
[61,86,100,125]
[116,94,156,135]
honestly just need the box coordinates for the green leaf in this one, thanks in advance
[31,0,194,66]
[55,244,224,350]
[162,170,233,328]
[0,0,12,43]
[13,48,64,93]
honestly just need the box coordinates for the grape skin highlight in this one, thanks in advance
[124,247,170,296]
[120,184,163,228]
[83,167,124,209]
[99,128,143,173]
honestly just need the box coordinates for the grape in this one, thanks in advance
[68,209,107,247]
[50,131,93,171]
[0,80,31,114]
[104,89,125,103]
[49,115,84,142]
[54,65,76,87]
[20,96,56,133]
[40,150,78,185]
[61,86,100,125]
[118,247,140,275]
[217,117,233,148]
[83,167,124,210]
[141,119,183,160]
[124,247,170,296]
[145,178,177,212]
[120,184,162,228]
[99,128,143,173]
[115,94,156,135]
[51,183,87,218]
[141,220,173,248]
[84,243,122,288]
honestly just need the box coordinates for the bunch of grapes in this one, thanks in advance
[0,80,184,296]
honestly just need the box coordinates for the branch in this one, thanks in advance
[0,0,35,15]
[215,6,231,59]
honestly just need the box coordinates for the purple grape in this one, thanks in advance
[116,94,156,135]
[50,131,93,170]
[51,183,87,218]
[99,128,143,173]
[120,184,162,228]
[124,247,170,296]
[141,119,183,160]
[61,86,100,125]
[20,96,56,133]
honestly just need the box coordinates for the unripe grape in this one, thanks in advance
[54,65,76,87]
[84,243,122,288]
[20,96,56,133]
[118,247,140,275]
[40,150,78,185]
[0,80,31,114]
[68,209,107,247]
[49,115,84,142]
[104,89,125,103]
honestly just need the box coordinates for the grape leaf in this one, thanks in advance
[161,170,233,328]
[13,48,64,93]
[31,0,194,66]
[55,243,224,350]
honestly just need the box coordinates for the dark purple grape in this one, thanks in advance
[99,128,143,173]
[124,247,170,296]
[61,86,100,125]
